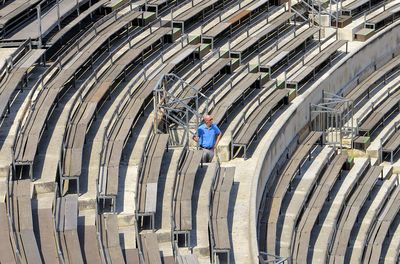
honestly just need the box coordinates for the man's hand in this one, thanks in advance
[193,135,199,142]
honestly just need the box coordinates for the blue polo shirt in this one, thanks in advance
[198,123,221,149]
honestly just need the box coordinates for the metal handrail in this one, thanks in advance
[231,80,278,141]
[170,139,188,257]
[15,4,147,161]
[201,0,248,34]
[284,31,337,79]
[208,153,221,263]
[258,20,310,62]
[0,38,32,85]
[207,64,249,110]
[51,183,65,264]
[6,177,23,263]
[97,32,188,196]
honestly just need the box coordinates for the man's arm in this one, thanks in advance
[193,127,201,142]
[214,132,222,149]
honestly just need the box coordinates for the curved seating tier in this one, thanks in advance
[98,42,200,209]
[328,166,383,263]
[292,154,348,263]
[358,88,400,136]
[260,26,320,76]
[261,131,322,256]
[173,149,202,246]
[231,86,289,158]
[3,0,400,262]
[363,186,400,263]
[13,8,143,179]
[56,194,85,263]
[137,133,169,230]
[62,25,171,194]
[210,166,235,264]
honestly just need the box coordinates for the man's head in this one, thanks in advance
[203,114,213,127]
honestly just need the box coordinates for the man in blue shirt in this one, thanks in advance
[193,115,222,163]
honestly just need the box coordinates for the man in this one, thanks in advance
[193,114,222,163]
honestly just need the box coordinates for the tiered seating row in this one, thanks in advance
[341,0,384,18]
[340,54,400,110]
[310,158,371,263]
[348,173,398,263]
[0,40,44,121]
[286,39,348,91]
[62,26,172,194]
[292,154,348,263]
[98,41,200,210]
[381,121,400,163]
[363,186,400,263]
[0,0,45,37]
[358,88,400,136]
[172,0,236,33]
[10,180,41,263]
[56,194,85,263]
[211,71,263,125]
[173,149,202,246]
[261,131,322,256]
[13,9,144,179]
[260,26,320,76]
[210,166,235,264]
[100,213,127,263]
[0,181,15,263]
[328,166,382,263]
[231,85,289,159]
[230,11,293,62]
[137,133,169,230]
[202,0,270,47]
[5,0,99,42]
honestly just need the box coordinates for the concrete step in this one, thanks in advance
[384,212,400,263]
[192,164,215,258]
[156,148,183,230]
[159,241,173,258]
[117,213,135,227]
[156,229,172,244]
[33,181,57,195]
[116,110,153,214]
[78,197,97,211]
[311,157,369,263]
[279,147,334,257]
[118,224,136,251]
[34,88,78,185]
[349,174,398,263]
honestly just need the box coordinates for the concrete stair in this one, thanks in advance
[311,157,370,263]
[192,164,215,261]
[349,173,397,263]
[278,146,334,257]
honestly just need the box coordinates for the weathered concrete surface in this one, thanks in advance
[248,20,400,263]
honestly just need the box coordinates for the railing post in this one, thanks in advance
[37,5,42,49]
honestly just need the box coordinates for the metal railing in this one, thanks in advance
[6,166,23,263]
[0,38,32,84]
[230,80,279,159]
[379,118,400,161]
[170,140,189,258]
[52,183,65,264]
[97,33,189,198]
[258,252,290,264]
[284,31,337,78]
[207,64,249,111]
[13,3,145,162]
[153,73,207,147]
[257,20,311,67]
[208,153,221,263]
